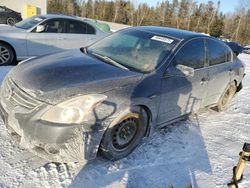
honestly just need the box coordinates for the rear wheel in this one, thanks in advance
[0,42,15,65]
[6,17,17,26]
[100,107,148,160]
[215,82,237,111]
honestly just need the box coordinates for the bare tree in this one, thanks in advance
[113,0,120,22]
[187,0,195,30]
[47,0,250,45]
[207,1,220,34]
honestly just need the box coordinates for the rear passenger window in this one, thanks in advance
[86,24,95,34]
[67,20,85,34]
[67,20,95,34]
[207,39,231,66]
[173,39,205,69]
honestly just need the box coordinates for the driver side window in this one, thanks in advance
[173,39,205,69]
[40,19,65,33]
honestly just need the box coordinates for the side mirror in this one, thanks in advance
[164,64,194,78]
[176,64,194,77]
[36,25,45,33]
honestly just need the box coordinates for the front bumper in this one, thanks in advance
[0,95,110,163]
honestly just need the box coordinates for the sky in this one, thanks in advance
[135,0,240,13]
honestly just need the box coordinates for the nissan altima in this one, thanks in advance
[0,14,109,65]
[0,26,245,163]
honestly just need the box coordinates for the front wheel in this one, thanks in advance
[100,107,148,160]
[215,82,237,111]
[0,42,15,65]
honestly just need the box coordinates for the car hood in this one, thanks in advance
[0,24,25,33]
[9,49,143,104]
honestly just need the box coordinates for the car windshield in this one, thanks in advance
[88,29,178,72]
[15,16,46,30]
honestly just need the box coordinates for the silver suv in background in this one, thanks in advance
[0,14,110,65]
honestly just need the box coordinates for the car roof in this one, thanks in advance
[41,14,82,20]
[0,6,10,10]
[133,26,209,40]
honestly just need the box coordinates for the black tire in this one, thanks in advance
[215,82,237,112]
[100,106,148,160]
[6,17,17,26]
[0,42,15,65]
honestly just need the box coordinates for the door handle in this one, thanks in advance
[229,69,233,75]
[200,77,208,85]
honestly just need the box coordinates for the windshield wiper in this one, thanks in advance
[91,52,129,70]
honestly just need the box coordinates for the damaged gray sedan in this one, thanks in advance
[0,26,245,163]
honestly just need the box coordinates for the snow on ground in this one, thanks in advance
[1,54,250,188]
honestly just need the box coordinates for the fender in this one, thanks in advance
[0,33,28,60]
[85,96,159,160]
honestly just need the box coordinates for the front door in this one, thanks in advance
[26,18,66,56]
[158,38,209,125]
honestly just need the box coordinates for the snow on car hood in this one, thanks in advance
[9,49,143,104]
[0,24,26,33]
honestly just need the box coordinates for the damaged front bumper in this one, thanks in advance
[0,81,111,163]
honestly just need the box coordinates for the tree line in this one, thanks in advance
[48,0,250,45]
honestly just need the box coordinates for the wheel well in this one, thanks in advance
[97,104,153,158]
[138,105,152,137]
[0,40,17,63]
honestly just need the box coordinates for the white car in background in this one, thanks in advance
[0,14,110,65]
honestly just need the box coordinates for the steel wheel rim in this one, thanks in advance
[7,18,15,26]
[0,46,10,65]
[112,117,139,150]
[221,89,230,106]
[221,85,236,108]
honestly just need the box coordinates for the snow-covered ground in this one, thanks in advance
[1,54,250,188]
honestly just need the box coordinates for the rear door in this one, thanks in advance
[158,38,209,125]
[26,18,66,56]
[203,39,233,106]
[60,19,98,48]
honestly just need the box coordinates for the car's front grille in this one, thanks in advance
[2,77,42,110]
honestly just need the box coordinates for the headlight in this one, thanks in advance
[41,94,107,124]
